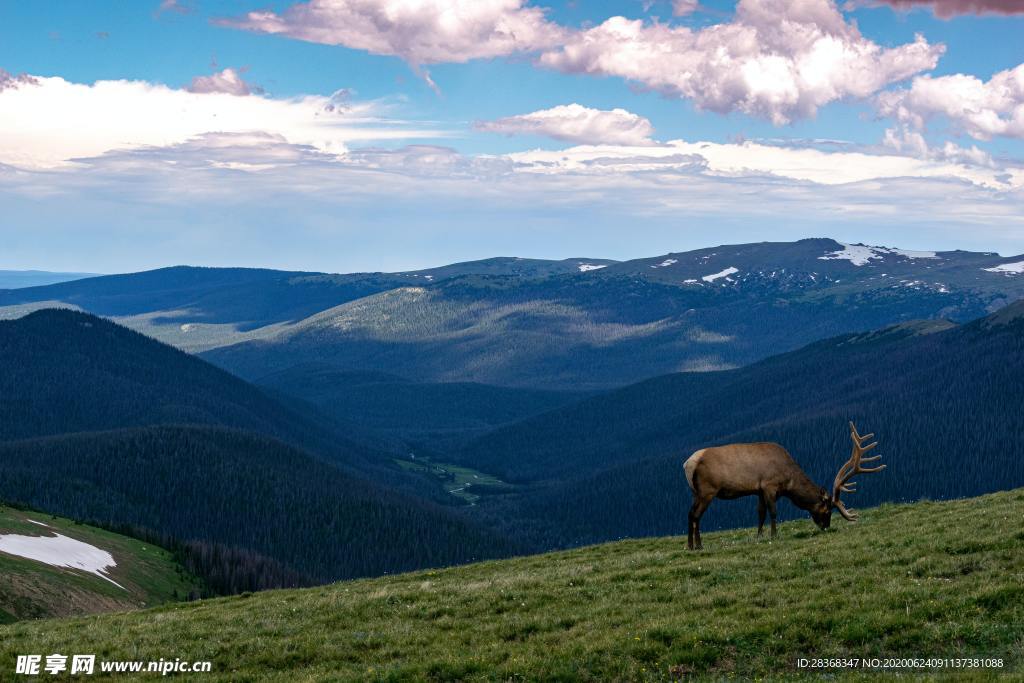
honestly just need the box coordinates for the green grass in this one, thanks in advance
[395,457,514,504]
[0,506,200,621]
[2,491,1023,681]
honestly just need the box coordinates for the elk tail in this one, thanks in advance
[683,449,705,491]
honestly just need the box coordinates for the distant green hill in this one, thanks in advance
[0,506,198,623]
[2,490,1021,680]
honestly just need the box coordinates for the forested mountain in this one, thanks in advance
[0,426,517,583]
[0,309,518,586]
[0,309,390,474]
[460,302,1024,549]
[204,239,1024,389]
[0,258,613,352]
[2,239,1021,389]
[257,364,588,447]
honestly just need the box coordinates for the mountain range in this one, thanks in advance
[3,238,1022,389]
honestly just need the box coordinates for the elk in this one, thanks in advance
[683,422,884,550]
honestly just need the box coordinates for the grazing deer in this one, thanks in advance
[683,422,884,550]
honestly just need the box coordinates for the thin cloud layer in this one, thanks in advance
[539,0,944,124]
[878,63,1024,140]
[506,139,1021,190]
[5,132,1022,275]
[476,104,656,145]
[0,73,446,169]
[863,0,1024,17]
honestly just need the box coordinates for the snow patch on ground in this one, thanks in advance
[702,266,739,283]
[0,532,125,589]
[577,263,607,272]
[650,258,678,269]
[26,519,52,528]
[984,261,1024,275]
[819,243,938,266]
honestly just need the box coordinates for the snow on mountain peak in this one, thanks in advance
[819,243,938,266]
[983,261,1024,275]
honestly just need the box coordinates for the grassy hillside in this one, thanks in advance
[0,506,199,623]
[2,490,1021,680]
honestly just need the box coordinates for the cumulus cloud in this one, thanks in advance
[476,104,656,145]
[0,72,447,169]
[219,0,565,89]
[187,67,253,96]
[539,0,943,125]
[857,0,1024,17]
[877,63,1024,140]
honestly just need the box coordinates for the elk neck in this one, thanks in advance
[781,471,828,511]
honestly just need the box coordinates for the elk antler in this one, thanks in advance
[831,421,885,521]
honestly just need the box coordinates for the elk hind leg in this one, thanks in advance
[688,494,713,551]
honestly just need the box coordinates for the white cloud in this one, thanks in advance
[877,63,1024,141]
[506,139,1022,190]
[882,126,995,167]
[0,73,447,169]
[219,0,565,88]
[187,67,253,96]
[476,104,655,145]
[673,0,700,15]
[539,0,943,124]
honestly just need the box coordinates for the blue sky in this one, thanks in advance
[1,0,1023,273]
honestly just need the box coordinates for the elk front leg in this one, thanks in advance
[757,494,767,537]
[688,495,712,551]
[765,493,778,538]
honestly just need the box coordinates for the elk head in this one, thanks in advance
[820,421,886,528]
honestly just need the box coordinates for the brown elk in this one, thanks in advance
[683,422,884,550]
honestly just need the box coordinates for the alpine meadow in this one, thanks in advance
[2,0,1024,680]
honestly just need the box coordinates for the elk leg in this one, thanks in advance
[766,494,778,538]
[757,495,767,537]
[688,495,712,551]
